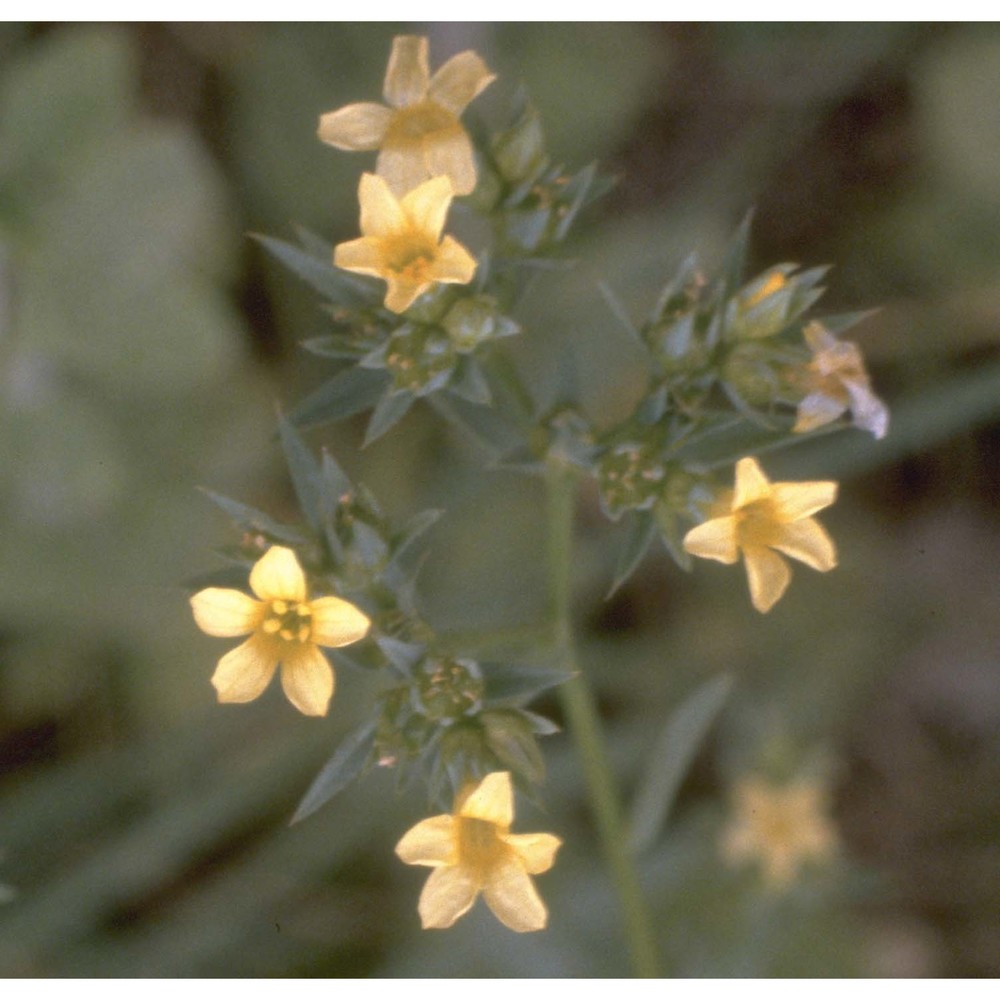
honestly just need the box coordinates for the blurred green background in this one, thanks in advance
[1,22,999,977]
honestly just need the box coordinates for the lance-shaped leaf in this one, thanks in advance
[607,510,657,598]
[289,365,389,431]
[198,488,305,545]
[254,232,376,308]
[277,412,322,530]
[363,389,415,447]
[628,674,733,854]
[290,721,377,825]
[481,661,574,705]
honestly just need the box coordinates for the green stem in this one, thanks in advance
[546,458,662,978]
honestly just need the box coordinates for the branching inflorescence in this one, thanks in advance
[189,34,887,945]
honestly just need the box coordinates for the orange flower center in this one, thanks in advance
[261,599,312,644]
[457,817,508,875]
[381,233,437,283]
[385,100,457,144]
[734,498,783,549]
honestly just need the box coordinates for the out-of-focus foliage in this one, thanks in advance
[1,22,999,978]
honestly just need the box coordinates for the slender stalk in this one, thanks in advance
[546,458,662,978]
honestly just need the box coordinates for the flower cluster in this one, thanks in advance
[189,32,890,941]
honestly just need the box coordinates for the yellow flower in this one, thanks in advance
[682,457,837,613]
[318,35,495,197]
[791,321,888,440]
[722,776,839,889]
[395,771,561,932]
[335,173,476,314]
[190,546,371,717]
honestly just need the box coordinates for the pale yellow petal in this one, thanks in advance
[482,857,547,932]
[309,595,371,647]
[769,481,838,521]
[280,643,334,717]
[358,172,406,238]
[375,142,432,199]
[682,516,739,564]
[428,50,496,114]
[793,392,846,434]
[843,378,889,440]
[317,102,392,150]
[249,546,307,602]
[334,237,384,277]
[424,124,478,197]
[395,815,458,867]
[773,518,837,572]
[190,588,261,637]
[418,864,479,929]
[400,175,454,241]
[383,275,430,314]
[428,236,477,286]
[384,35,429,108]
[733,457,772,508]
[503,833,562,875]
[211,634,278,704]
[460,771,514,827]
[743,547,791,613]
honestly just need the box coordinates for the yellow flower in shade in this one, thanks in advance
[395,771,561,932]
[682,457,837,613]
[335,173,476,314]
[722,776,839,889]
[190,546,371,717]
[318,35,495,197]
[791,321,888,440]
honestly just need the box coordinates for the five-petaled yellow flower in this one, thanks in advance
[318,35,495,198]
[190,546,371,717]
[335,172,477,314]
[395,771,561,932]
[791,321,888,440]
[682,456,838,613]
[722,775,839,889]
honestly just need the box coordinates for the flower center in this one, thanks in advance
[457,817,507,875]
[382,233,437,282]
[385,100,457,144]
[261,599,312,644]
[735,498,783,549]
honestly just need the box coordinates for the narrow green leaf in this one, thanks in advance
[482,661,574,704]
[447,357,493,405]
[198,488,305,545]
[363,389,414,446]
[253,233,374,307]
[598,279,649,354]
[290,722,377,825]
[427,393,525,457]
[277,413,322,529]
[288,365,389,430]
[607,510,657,598]
[628,674,733,854]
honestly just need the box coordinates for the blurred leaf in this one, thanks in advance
[482,661,574,704]
[199,489,305,546]
[607,510,657,597]
[276,412,323,529]
[288,364,388,430]
[290,721,377,825]
[628,673,733,854]
[363,389,414,446]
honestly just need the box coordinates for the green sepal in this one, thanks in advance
[198,488,306,546]
[447,357,493,406]
[552,162,599,241]
[375,635,426,673]
[288,364,389,430]
[383,508,443,587]
[289,721,377,825]
[598,280,650,357]
[481,709,545,786]
[428,393,526,458]
[718,209,754,303]
[653,499,693,572]
[607,509,657,597]
[519,710,561,736]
